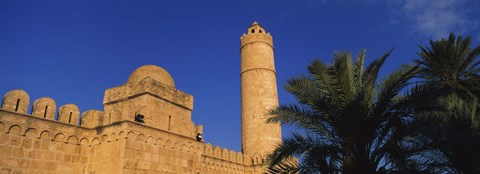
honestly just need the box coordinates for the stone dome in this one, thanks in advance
[127,65,175,87]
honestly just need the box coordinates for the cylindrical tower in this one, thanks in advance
[240,22,282,156]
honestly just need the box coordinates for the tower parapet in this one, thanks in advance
[240,22,273,49]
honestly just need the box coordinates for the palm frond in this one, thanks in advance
[375,65,420,117]
[266,159,300,174]
[267,104,334,138]
[268,133,341,167]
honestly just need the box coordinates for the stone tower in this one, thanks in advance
[103,65,197,138]
[240,22,282,156]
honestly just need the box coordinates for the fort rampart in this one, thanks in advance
[0,87,267,174]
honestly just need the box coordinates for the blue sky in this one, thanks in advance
[1,0,479,152]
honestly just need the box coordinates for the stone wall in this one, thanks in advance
[0,89,266,174]
[0,110,91,174]
[198,144,268,174]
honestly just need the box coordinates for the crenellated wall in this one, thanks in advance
[1,89,104,129]
[0,103,93,174]
[0,89,268,174]
[199,143,269,174]
[240,31,273,49]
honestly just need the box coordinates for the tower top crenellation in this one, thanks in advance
[248,21,265,34]
[244,21,269,35]
[240,21,273,48]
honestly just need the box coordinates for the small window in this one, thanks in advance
[168,116,172,131]
[44,106,48,118]
[14,99,20,111]
[259,29,262,33]
[68,112,73,123]
[135,114,145,123]
[251,29,255,33]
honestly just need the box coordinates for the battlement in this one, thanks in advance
[1,80,194,131]
[0,93,265,173]
[1,89,100,127]
[240,22,273,49]
[201,143,268,166]
[203,143,243,164]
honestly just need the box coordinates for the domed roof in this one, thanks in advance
[127,65,175,87]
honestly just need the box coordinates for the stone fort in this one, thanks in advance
[0,22,281,174]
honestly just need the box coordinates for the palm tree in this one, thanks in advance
[266,49,419,173]
[414,33,480,98]
[409,33,480,173]
[413,95,480,173]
